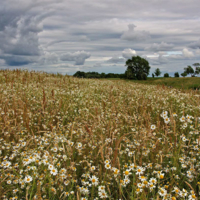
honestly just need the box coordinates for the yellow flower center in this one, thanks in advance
[125,171,129,175]
[143,180,148,185]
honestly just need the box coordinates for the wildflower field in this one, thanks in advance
[0,69,200,200]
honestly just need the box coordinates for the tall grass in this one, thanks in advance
[0,69,199,199]
[129,77,200,90]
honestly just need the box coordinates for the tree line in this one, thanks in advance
[73,55,200,80]
[152,63,200,78]
[73,71,125,79]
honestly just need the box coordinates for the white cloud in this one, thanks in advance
[147,54,169,65]
[122,48,137,59]
[60,51,91,65]
[121,24,150,42]
[39,51,59,65]
[182,48,194,58]
[145,42,174,52]
[106,57,125,63]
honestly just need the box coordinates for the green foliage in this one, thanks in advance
[184,63,200,77]
[164,73,169,77]
[154,68,161,77]
[73,71,86,78]
[181,72,187,77]
[73,71,125,79]
[184,65,194,75]
[152,73,155,78]
[174,72,179,77]
[132,77,200,90]
[125,56,150,80]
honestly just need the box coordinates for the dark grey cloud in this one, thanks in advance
[0,16,42,56]
[60,51,91,65]
[0,0,59,66]
[0,54,37,66]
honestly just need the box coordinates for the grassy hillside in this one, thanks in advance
[107,77,200,90]
[0,69,200,199]
[134,77,200,90]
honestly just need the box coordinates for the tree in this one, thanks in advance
[164,73,169,77]
[125,56,150,80]
[181,72,187,77]
[174,72,179,77]
[152,73,155,78]
[154,68,161,77]
[184,63,200,77]
[73,71,86,78]
[100,73,106,78]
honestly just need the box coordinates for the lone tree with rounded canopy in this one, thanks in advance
[125,56,151,80]
[154,68,161,77]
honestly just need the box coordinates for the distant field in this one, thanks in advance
[107,77,200,90]
[0,70,200,199]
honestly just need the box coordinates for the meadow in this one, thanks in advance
[131,77,200,91]
[106,77,200,91]
[0,69,200,200]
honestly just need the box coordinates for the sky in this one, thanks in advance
[0,0,200,76]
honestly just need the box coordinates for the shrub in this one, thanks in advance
[174,72,179,77]
[164,73,169,77]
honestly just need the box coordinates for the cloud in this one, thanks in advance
[122,48,137,59]
[1,0,200,74]
[195,49,200,56]
[182,48,194,58]
[148,54,169,65]
[106,56,125,63]
[0,1,57,66]
[39,51,59,65]
[78,35,90,42]
[60,51,91,65]
[145,42,174,52]
[55,63,75,68]
[0,55,37,66]
[121,24,150,42]
[0,16,43,57]
[188,39,200,49]
[93,63,102,68]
